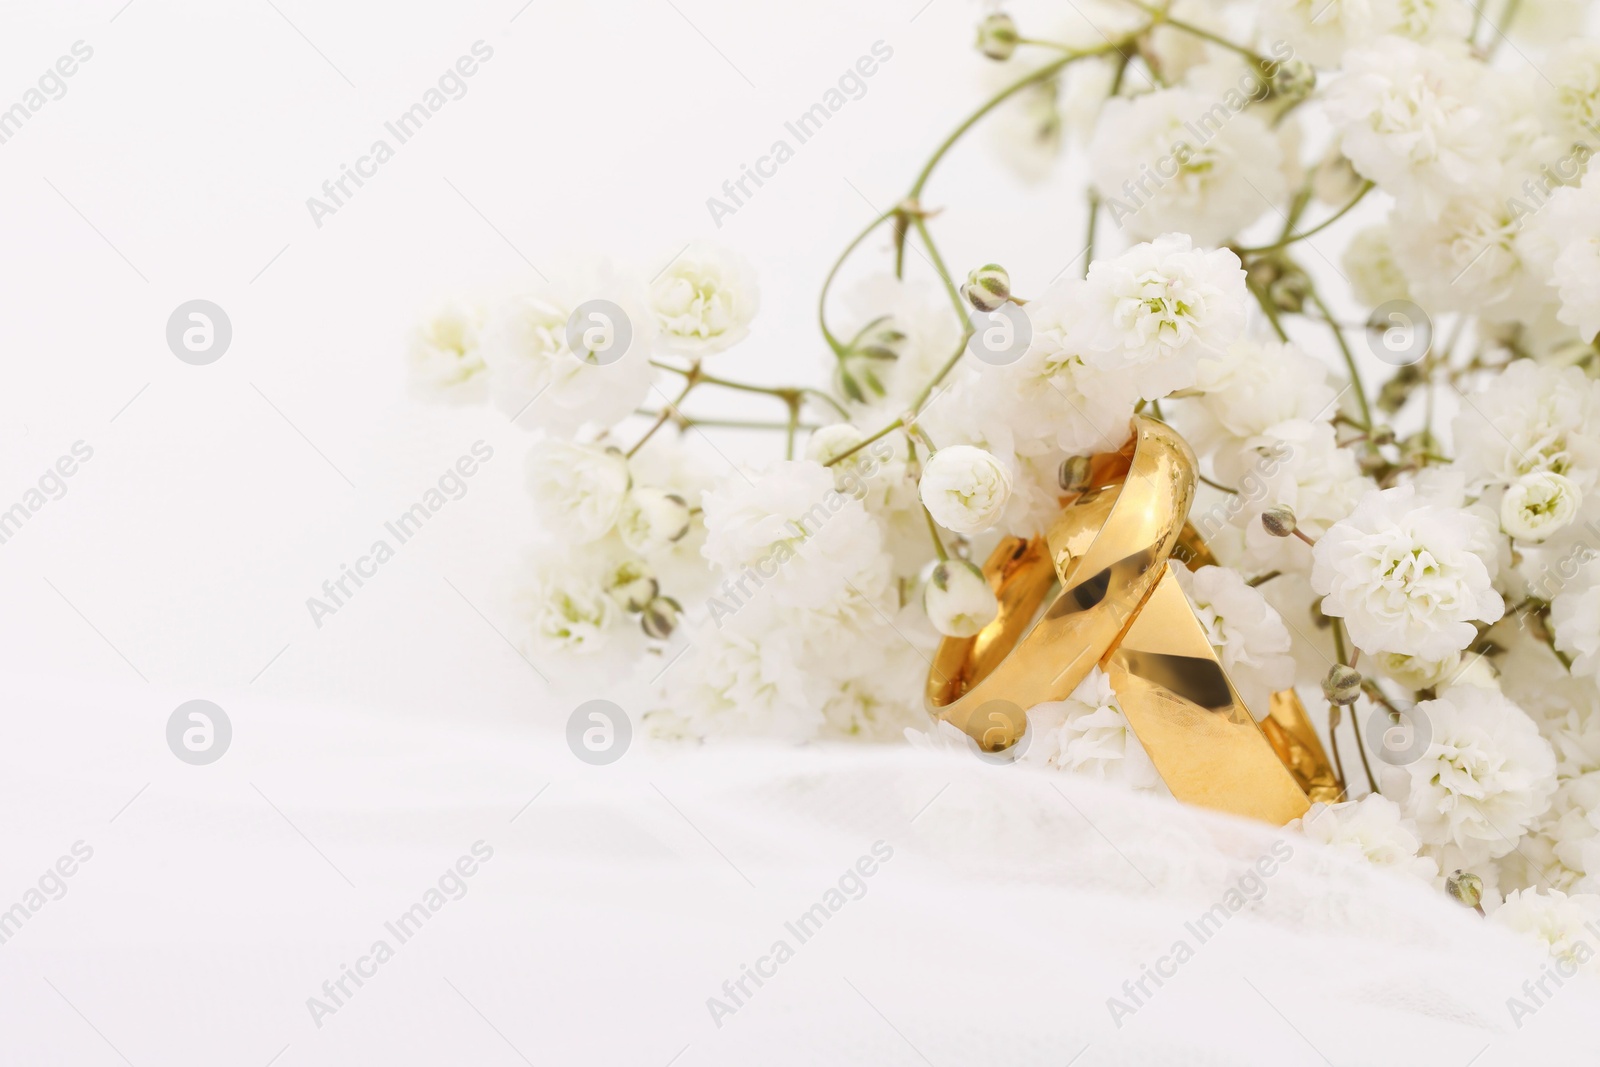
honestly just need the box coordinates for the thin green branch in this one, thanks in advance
[1309,290,1374,431]
[1237,182,1374,256]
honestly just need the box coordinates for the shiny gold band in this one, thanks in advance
[925,418,1194,750]
[924,417,1338,823]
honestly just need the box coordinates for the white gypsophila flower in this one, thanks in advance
[1552,556,1600,677]
[648,242,759,357]
[974,276,1133,458]
[1188,336,1337,447]
[1022,667,1165,792]
[1397,684,1556,868]
[1176,565,1296,717]
[805,423,867,469]
[1149,0,1244,80]
[514,548,623,657]
[699,459,890,612]
[805,423,916,511]
[480,269,656,437]
[1372,649,1463,690]
[1491,888,1600,978]
[905,717,980,757]
[819,607,934,742]
[1540,40,1600,146]
[1502,471,1583,543]
[1521,773,1600,894]
[1215,419,1372,572]
[662,603,825,743]
[1342,224,1413,307]
[524,440,630,544]
[919,445,1014,536]
[923,559,998,638]
[1325,37,1494,211]
[1262,0,1382,68]
[1069,234,1249,404]
[1537,169,1600,343]
[1312,483,1504,659]
[1264,0,1467,67]
[1380,0,1473,41]
[820,620,930,741]
[1312,143,1368,207]
[1088,88,1286,247]
[1390,178,1556,323]
[617,487,691,554]
[1292,795,1440,882]
[1452,359,1600,511]
[408,300,487,403]
[1003,452,1080,539]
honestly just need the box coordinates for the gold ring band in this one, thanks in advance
[925,417,1337,823]
[925,417,1194,750]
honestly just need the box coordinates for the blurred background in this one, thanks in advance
[0,0,1100,726]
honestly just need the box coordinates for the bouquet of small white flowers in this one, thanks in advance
[410,0,1600,971]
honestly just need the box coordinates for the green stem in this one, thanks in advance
[629,370,698,457]
[819,207,898,356]
[912,215,965,321]
[1485,0,1522,55]
[632,411,818,432]
[799,387,850,419]
[1237,182,1374,256]
[907,37,1130,201]
[1310,290,1374,430]
[911,329,975,414]
[784,393,801,460]
[922,504,949,561]
[823,419,904,467]
[1352,706,1379,795]
[1083,189,1101,280]
[1249,282,1290,342]
[1327,708,1348,802]
[1132,3,1272,65]
[651,361,846,419]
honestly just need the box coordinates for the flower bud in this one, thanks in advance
[1322,664,1363,706]
[606,560,659,612]
[618,488,693,554]
[640,596,680,640]
[920,445,1013,535]
[1267,58,1315,103]
[1058,454,1093,493]
[924,559,999,638]
[1312,146,1364,206]
[1378,364,1423,415]
[1446,870,1484,911]
[1357,451,1390,478]
[1268,269,1310,314]
[1261,505,1297,538]
[1248,256,1309,313]
[976,13,1019,61]
[962,264,1011,312]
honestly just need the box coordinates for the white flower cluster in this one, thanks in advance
[412,0,1600,965]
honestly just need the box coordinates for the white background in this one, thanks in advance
[0,0,1041,724]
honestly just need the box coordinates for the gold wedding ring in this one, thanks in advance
[924,417,1337,824]
[925,417,1194,750]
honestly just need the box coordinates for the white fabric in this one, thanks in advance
[1,673,1593,1065]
